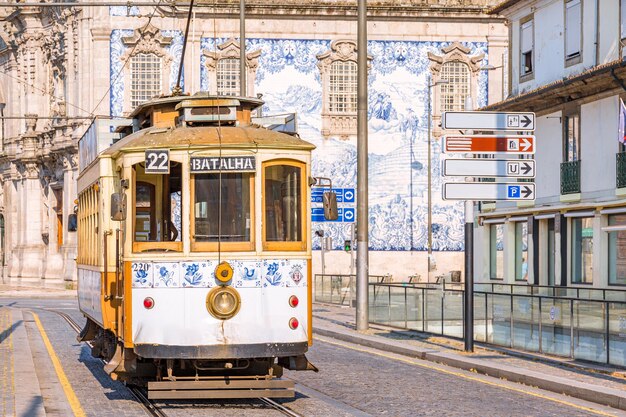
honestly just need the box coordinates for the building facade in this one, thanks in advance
[0,1,506,286]
[476,0,626,289]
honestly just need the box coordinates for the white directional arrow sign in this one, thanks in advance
[442,111,535,131]
[443,182,535,201]
[443,159,535,178]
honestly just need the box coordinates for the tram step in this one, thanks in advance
[147,379,295,399]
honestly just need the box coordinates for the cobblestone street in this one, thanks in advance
[1,297,624,417]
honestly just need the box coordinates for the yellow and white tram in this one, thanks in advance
[76,94,334,399]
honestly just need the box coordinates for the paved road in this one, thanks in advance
[1,297,623,417]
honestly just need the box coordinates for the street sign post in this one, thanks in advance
[443,135,534,154]
[443,159,535,178]
[443,182,535,201]
[442,111,535,131]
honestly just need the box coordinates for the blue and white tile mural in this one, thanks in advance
[110,35,488,252]
[110,29,184,117]
[201,38,487,251]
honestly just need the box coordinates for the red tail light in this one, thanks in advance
[289,295,299,308]
[143,297,155,309]
[289,317,299,330]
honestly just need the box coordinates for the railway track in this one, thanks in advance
[45,308,304,417]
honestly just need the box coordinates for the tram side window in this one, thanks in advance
[264,163,302,242]
[194,173,252,242]
[133,162,182,244]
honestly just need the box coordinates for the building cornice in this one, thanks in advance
[481,60,626,114]
[488,0,524,14]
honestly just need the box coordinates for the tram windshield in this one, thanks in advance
[193,173,252,242]
[133,161,182,244]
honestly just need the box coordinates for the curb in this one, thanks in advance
[314,326,626,411]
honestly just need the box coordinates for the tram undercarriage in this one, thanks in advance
[78,318,317,399]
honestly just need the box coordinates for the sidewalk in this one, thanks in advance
[313,303,626,411]
[0,283,77,298]
[0,307,46,417]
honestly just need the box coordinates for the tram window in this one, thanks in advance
[133,161,182,246]
[193,173,252,243]
[264,163,303,244]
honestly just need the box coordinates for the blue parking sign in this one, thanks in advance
[507,185,520,199]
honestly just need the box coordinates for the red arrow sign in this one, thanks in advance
[443,135,535,154]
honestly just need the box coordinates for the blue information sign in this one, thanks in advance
[311,188,355,203]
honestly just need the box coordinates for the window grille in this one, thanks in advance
[329,61,357,113]
[130,53,162,108]
[217,58,240,96]
[440,61,470,113]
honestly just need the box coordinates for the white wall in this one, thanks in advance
[534,111,563,202]
[581,96,620,195]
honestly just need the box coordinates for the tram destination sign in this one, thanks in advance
[443,159,535,178]
[443,135,535,155]
[442,111,535,131]
[443,182,535,201]
[190,156,256,173]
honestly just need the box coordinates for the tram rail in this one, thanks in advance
[45,307,304,417]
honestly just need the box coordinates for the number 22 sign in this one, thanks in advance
[145,149,170,174]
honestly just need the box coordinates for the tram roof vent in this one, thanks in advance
[176,98,239,126]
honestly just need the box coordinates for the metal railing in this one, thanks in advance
[617,152,626,189]
[474,282,626,302]
[314,274,389,306]
[367,282,626,367]
[560,160,581,194]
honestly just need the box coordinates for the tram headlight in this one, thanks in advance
[206,286,241,320]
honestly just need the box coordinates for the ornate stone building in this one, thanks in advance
[0,1,506,286]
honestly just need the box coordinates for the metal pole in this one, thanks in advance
[239,0,246,97]
[356,0,369,331]
[463,97,474,352]
[427,82,432,283]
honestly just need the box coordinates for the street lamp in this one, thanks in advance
[426,78,448,282]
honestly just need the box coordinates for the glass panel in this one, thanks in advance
[490,294,512,346]
[609,302,626,366]
[573,301,607,363]
[490,224,504,279]
[515,222,528,281]
[609,214,626,285]
[474,293,487,343]
[512,296,540,351]
[370,284,390,324]
[193,173,251,242]
[264,164,302,242]
[571,217,593,284]
[425,289,443,334]
[134,162,182,243]
[564,114,580,162]
[541,299,571,357]
[389,286,407,327]
[443,291,463,338]
[406,288,424,332]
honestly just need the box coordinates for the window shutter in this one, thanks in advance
[521,20,533,54]
[621,0,626,39]
[565,0,581,57]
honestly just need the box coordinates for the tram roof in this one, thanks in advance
[102,125,316,157]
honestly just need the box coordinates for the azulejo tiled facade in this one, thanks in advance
[0,1,506,285]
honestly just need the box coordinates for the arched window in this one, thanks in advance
[130,53,162,108]
[217,58,240,96]
[439,61,470,113]
[329,61,357,114]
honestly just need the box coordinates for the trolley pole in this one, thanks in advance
[356,0,369,332]
[239,0,246,97]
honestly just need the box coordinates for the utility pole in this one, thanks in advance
[356,0,369,331]
[239,0,246,97]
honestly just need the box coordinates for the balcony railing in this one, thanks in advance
[617,152,626,189]
[560,160,580,194]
